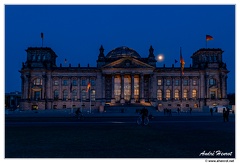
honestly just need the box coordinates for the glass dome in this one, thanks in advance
[106,46,141,59]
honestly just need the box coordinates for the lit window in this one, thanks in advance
[192,79,198,86]
[194,103,198,108]
[53,80,59,86]
[174,90,179,100]
[91,89,96,101]
[157,89,162,100]
[157,79,162,86]
[166,89,171,100]
[183,89,188,99]
[192,89,197,98]
[33,78,42,85]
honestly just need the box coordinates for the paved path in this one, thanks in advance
[5,108,231,118]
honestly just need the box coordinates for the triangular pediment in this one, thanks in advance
[102,57,154,69]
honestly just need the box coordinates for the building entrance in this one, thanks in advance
[124,75,131,101]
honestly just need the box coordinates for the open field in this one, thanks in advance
[5,116,235,158]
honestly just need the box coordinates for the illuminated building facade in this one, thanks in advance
[19,45,229,111]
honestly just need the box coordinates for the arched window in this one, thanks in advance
[192,78,198,86]
[192,89,197,99]
[166,89,171,100]
[81,89,86,101]
[175,79,180,86]
[72,89,77,101]
[157,89,162,100]
[183,79,189,86]
[32,55,36,60]
[91,89,96,101]
[53,90,59,100]
[72,78,77,86]
[63,90,68,101]
[33,78,42,85]
[90,78,96,86]
[81,78,87,86]
[62,78,68,86]
[183,89,188,99]
[174,90,179,100]
[209,78,216,86]
[166,79,171,86]
[53,78,59,86]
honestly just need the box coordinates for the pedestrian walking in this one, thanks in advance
[189,107,192,115]
[226,107,230,122]
[177,108,180,115]
[169,108,172,116]
[210,108,213,116]
[223,108,226,122]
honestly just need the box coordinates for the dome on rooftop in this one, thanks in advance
[106,46,141,59]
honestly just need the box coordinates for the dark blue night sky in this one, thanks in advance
[5,5,235,93]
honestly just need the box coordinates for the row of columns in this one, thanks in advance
[106,73,147,103]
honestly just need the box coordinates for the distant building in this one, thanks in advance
[5,91,21,109]
[19,45,229,111]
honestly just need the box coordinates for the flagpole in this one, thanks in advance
[41,32,44,47]
[90,88,91,114]
[81,90,82,112]
[71,94,73,114]
[180,47,183,112]
[70,83,73,114]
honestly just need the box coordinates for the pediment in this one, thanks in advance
[102,57,154,69]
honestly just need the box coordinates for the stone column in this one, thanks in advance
[59,76,62,100]
[111,74,115,104]
[26,74,31,99]
[120,74,125,104]
[189,77,193,99]
[78,77,81,100]
[102,75,105,100]
[21,75,26,99]
[140,74,145,103]
[131,74,135,103]
[162,77,165,100]
[171,77,174,100]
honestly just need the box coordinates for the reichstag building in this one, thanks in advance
[19,45,229,112]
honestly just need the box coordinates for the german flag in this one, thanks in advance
[206,35,213,41]
[180,47,185,75]
[86,82,91,92]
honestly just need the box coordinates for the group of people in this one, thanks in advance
[223,107,230,122]
[163,108,172,116]
[210,107,231,122]
[163,107,192,116]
